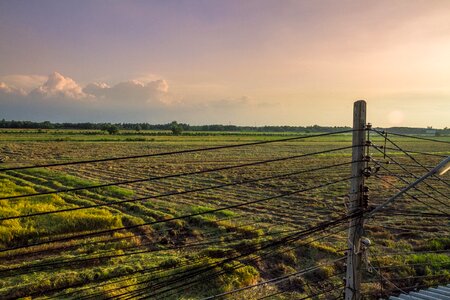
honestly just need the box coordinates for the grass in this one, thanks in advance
[0,128,448,299]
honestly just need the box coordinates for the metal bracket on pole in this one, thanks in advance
[367,156,449,218]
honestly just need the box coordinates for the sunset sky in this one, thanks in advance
[1,0,449,127]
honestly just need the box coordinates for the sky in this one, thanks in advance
[0,0,449,127]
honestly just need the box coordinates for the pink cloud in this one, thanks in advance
[30,72,87,100]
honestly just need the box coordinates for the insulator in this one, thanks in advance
[360,237,372,247]
[362,167,372,177]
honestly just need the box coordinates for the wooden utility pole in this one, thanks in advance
[345,100,367,300]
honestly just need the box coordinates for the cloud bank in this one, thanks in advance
[0,72,258,123]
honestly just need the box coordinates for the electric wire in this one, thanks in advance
[364,273,450,283]
[4,126,448,298]
[365,261,450,270]
[257,266,341,300]
[371,249,450,257]
[0,224,298,276]
[120,214,352,299]
[0,160,354,221]
[201,258,345,299]
[377,210,450,218]
[371,152,450,207]
[0,130,355,172]
[371,146,450,202]
[372,173,449,216]
[379,146,448,158]
[370,160,450,212]
[103,214,358,300]
[0,213,252,260]
[0,176,354,253]
[371,129,450,187]
[375,130,450,145]
[67,222,350,300]
[298,285,343,300]
[0,147,355,201]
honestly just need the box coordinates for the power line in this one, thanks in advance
[0,176,354,253]
[375,173,450,183]
[3,223,306,300]
[6,205,330,261]
[255,272,344,300]
[0,130,355,172]
[377,210,450,218]
[364,273,450,283]
[104,232,306,299]
[370,157,450,210]
[133,217,353,300]
[375,223,449,233]
[371,249,450,257]
[379,146,448,158]
[116,244,344,300]
[368,261,407,295]
[5,190,348,255]
[371,146,450,202]
[0,213,252,260]
[372,173,449,216]
[0,147,355,201]
[2,123,449,298]
[371,129,450,188]
[58,220,353,300]
[375,130,450,145]
[64,223,350,300]
[372,224,449,240]
[0,225,297,276]
[202,258,346,299]
[256,290,285,299]
[112,219,348,294]
[31,197,352,298]
[365,261,450,270]
[298,285,343,300]
[102,215,358,300]
[0,160,353,221]
[372,171,450,211]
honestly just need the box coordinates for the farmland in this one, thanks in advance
[0,129,449,299]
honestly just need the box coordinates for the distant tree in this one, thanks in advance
[102,124,119,135]
[108,125,119,135]
[170,121,183,135]
[41,121,53,129]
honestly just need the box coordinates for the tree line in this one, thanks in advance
[0,119,448,135]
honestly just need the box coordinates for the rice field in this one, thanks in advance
[0,129,448,299]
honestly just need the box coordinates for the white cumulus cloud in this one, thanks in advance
[0,72,170,105]
[0,74,47,92]
[30,72,87,100]
[0,71,263,123]
[83,79,169,105]
[0,82,26,95]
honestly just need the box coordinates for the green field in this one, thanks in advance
[0,129,449,299]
